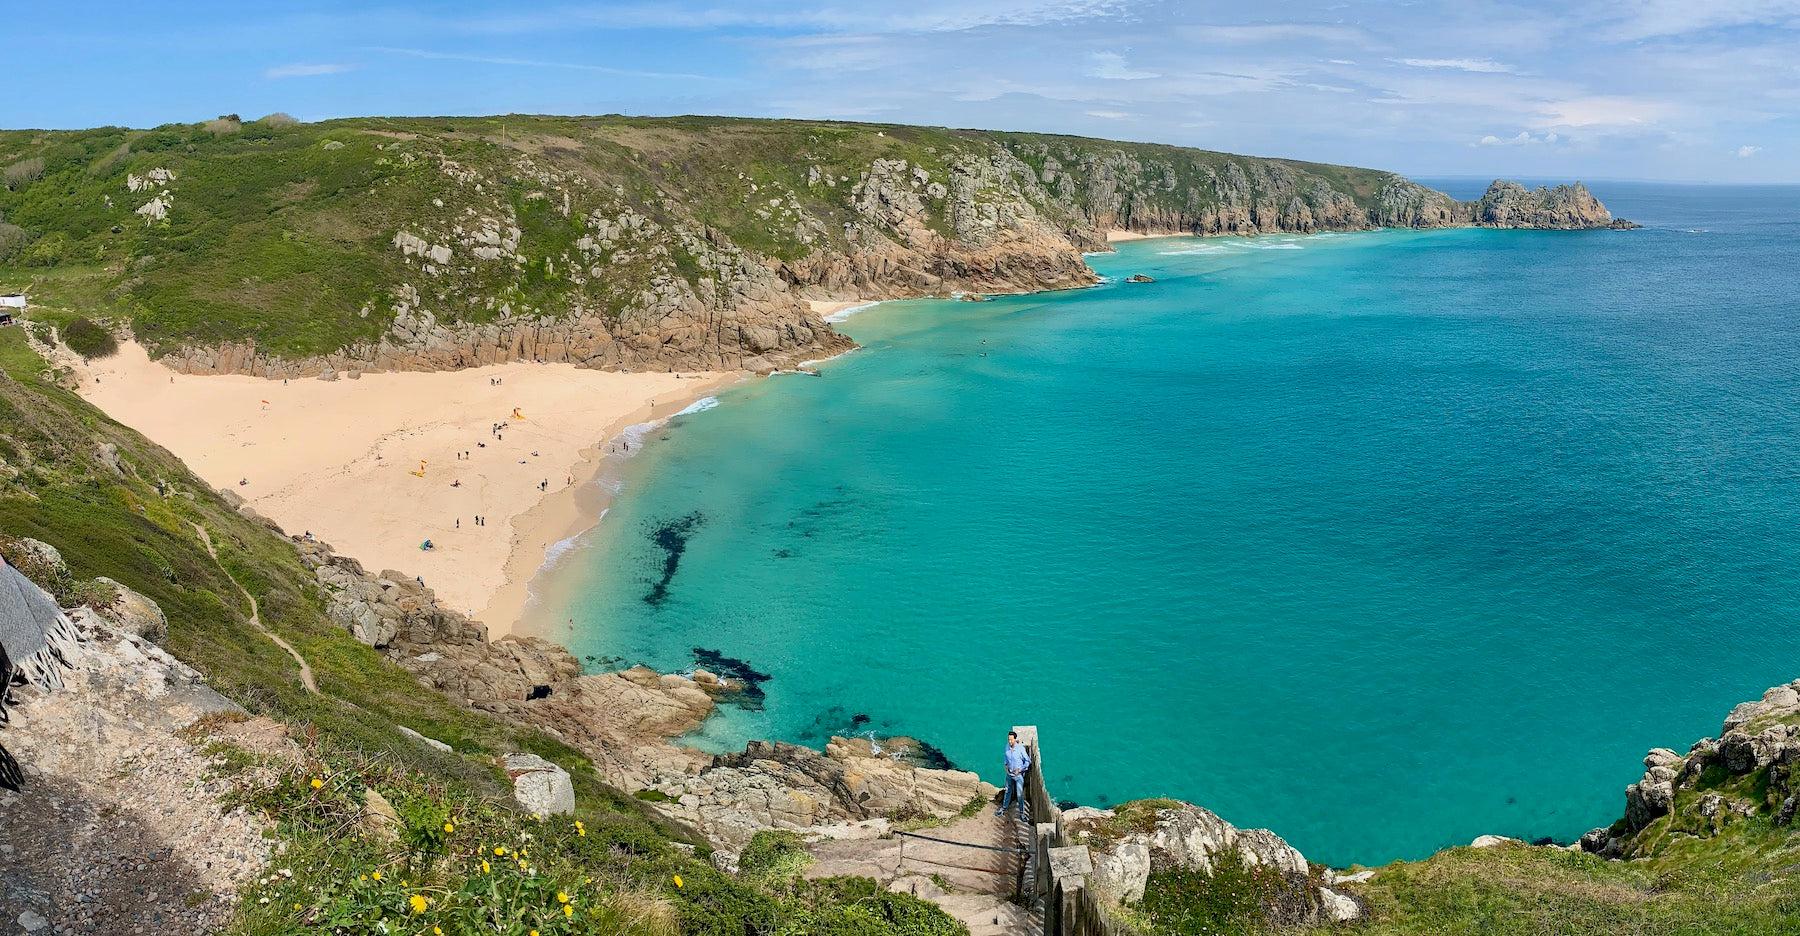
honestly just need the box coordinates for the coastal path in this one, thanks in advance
[805,809,1041,936]
[191,522,319,694]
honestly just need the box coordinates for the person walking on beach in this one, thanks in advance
[999,730,1031,822]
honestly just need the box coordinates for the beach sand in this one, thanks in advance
[808,300,867,319]
[79,341,737,637]
[1106,229,1193,243]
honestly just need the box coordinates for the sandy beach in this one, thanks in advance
[79,341,738,637]
[1106,228,1193,243]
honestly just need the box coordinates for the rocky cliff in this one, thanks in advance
[292,534,992,852]
[1584,678,1800,859]
[0,116,1629,378]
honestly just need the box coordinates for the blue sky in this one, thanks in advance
[7,1,1798,182]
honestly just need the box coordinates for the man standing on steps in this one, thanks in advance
[998,730,1031,822]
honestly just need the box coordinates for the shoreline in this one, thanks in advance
[76,341,731,639]
[1106,228,1196,243]
[492,373,742,640]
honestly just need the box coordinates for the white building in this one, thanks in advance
[0,294,25,310]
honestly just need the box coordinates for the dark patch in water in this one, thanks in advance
[772,548,794,559]
[850,713,870,728]
[642,512,705,605]
[693,647,770,709]
[909,740,955,771]
[1057,799,1080,811]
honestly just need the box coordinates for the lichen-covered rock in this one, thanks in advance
[646,738,998,848]
[1586,678,1800,858]
[93,576,166,641]
[501,753,575,817]
[1067,800,1355,924]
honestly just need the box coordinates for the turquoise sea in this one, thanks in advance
[528,182,1800,867]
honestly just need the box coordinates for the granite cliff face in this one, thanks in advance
[0,117,1629,379]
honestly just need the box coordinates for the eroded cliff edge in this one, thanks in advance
[0,116,1632,378]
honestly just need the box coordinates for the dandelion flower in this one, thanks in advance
[557,893,570,904]
[294,904,302,911]
[494,846,507,856]
[409,894,429,914]
[444,821,455,833]
[371,871,382,882]
[481,860,490,874]
[310,778,323,789]
[434,929,442,936]
[674,875,684,888]
[564,904,574,918]
[359,875,367,882]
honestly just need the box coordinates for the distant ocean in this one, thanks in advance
[527,181,1800,866]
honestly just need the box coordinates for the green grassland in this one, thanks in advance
[0,114,1407,363]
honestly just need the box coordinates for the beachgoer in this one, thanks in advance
[998,730,1031,822]
[456,518,460,529]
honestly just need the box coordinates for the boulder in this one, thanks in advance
[94,577,167,641]
[1089,842,1149,903]
[501,753,575,816]
[361,789,402,842]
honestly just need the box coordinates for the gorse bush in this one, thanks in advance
[60,316,117,358]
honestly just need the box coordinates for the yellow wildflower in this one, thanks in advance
[481,860,490,874]
[359,875,367,882]
[564,904,574,918]
[557,892,570,904]
[409,894,429,914]
[293,904,302,911]
[371,871,382,882]
[310,778,323,789]
[434,929,443,935]
[494,846,506,856]
[444,821,455,833]
[674,875,684,889]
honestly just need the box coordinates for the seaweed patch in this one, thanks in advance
[642,511,705,605]
[693,647,770,709]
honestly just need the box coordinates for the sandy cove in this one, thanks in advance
[1106,228,1193,243]
[79,340,738,637]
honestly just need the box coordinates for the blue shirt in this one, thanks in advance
[1004,741,1032,775]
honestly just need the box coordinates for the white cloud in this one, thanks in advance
[1532,95,1670,128]
[1476,130,1563,146]
[264,63,354,79]
[1395,58,1512,73]
[1084,109,1135,119]
[1087,51,1158,80]
[1738,144,1763,156]
[1597,0,1800,41]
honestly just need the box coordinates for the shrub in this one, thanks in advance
[739,830,813,884]
[1137,848,1312,936]
[2,156,44,190]
[62,317,118,359]
[257,112,300,127]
